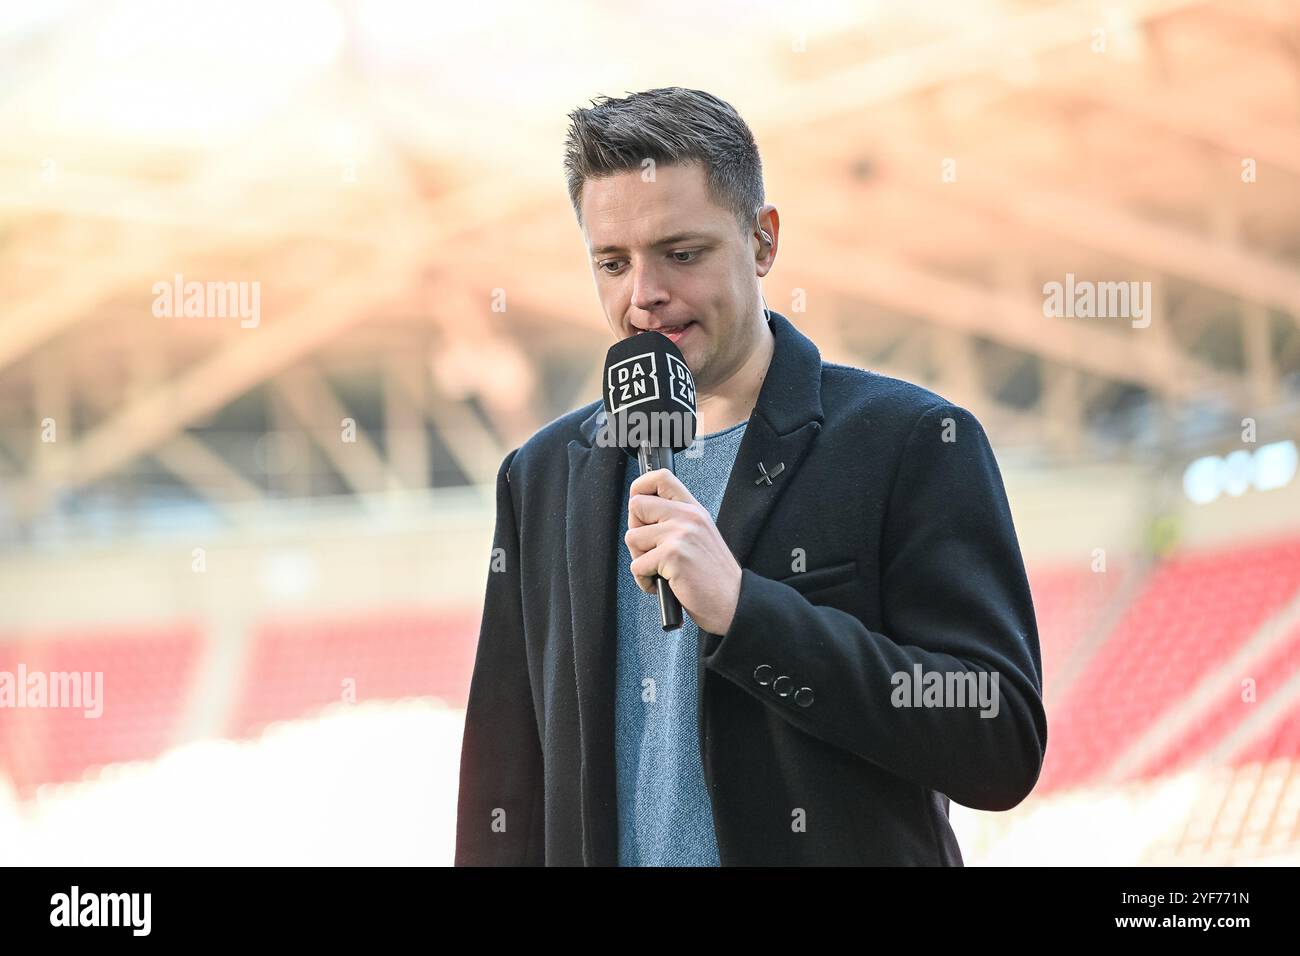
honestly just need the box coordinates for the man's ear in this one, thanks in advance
[753,204,778,262]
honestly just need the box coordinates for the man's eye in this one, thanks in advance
[598,251,697,273]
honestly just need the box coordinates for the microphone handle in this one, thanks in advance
[637,444,684,631]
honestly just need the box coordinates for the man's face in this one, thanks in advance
[581,162,764,392]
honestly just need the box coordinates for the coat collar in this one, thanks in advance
[576,308,824,448]
[564,307,824,864]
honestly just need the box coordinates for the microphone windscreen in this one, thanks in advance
[601,331,697,453]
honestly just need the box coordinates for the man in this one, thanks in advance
[455,88,1047,866]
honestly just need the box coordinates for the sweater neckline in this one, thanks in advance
[696,418,749,441]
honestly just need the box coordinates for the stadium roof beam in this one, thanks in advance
[437,205,1215,439]
[810,135,1300,323]
[746,0,1300,323]
[0,103,559,375]
[11,255,414,519]
[787,224,1232,405]
[76,383,266,516]
[7,164,564,517]
[423,287,545,453]
[1243,303,1280,407]
[1042,362,1085,459]
[149,433,267,517]
[0,166,384,246]
[386,350,505,489]
[383,352,432,491]
[1037,70,1300,180]
[272,362,406,500]
[0,124,388,374]
[748,0,1208,130]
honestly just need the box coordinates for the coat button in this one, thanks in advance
[753,664,774,686]
[773,675,793,697]
[795,687,815,707]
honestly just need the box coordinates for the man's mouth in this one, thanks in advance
[633,321,695,344]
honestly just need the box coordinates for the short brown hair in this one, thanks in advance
[562,87,765,238]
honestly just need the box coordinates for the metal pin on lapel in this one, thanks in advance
[754,461,785,486]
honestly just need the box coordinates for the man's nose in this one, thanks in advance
[630,259,670,311]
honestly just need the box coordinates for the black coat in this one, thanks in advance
[455,309,1047,866]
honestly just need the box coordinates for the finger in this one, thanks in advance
[629,544,667,588]
[628,467,699,507]
[629,492,696,528]
[628,548,658,593]
[624,522,669,558]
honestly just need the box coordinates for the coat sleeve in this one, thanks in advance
[454,448,545,864]
[701,402,1048,812]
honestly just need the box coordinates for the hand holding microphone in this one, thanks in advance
[602,330,697,631]
[625,465,744,637]
[601,330,744,635]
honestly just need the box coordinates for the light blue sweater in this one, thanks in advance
[614,419,749,866]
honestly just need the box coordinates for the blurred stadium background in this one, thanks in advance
[3,0,1300,865]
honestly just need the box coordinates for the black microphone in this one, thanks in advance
[601,330,698,631]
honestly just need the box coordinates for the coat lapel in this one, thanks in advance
[712,309,825,571]
[565,417,624,866]
[564,308,825,865]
